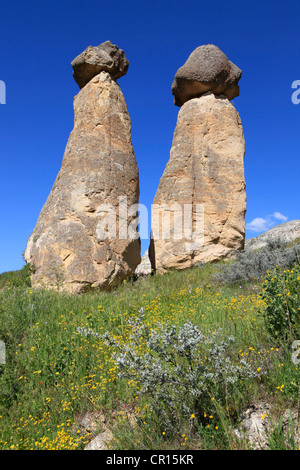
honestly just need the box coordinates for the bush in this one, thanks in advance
[212,239,300,285]
[260,264,300,341]
[103,312,261,434]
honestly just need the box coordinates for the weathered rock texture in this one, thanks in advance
[25,45,140,293]
[135,250,152,277]
[171,44,241,107]
[150,90,246,273]
[71,41,129,89]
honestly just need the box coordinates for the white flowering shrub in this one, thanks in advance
[103,313,261,433]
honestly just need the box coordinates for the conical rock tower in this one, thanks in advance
[25,41,140,293]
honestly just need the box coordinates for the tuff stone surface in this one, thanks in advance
[25,70,140,293]
[71,41,129,88]
[149,92,246,273]
[171,44,241,106]
[135,250,152,277]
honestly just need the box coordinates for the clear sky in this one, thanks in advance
[0,0,299,273]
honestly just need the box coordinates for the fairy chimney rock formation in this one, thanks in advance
[171,44,242,106]
[150,45,246,273]
[25,41,140,293]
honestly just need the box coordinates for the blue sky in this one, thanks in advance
[0,0,299,273]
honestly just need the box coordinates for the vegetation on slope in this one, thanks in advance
[0,241,299,450]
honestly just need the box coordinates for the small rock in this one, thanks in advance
[71,40,129,88]
[235,403,271,450]
[84,430,113,450]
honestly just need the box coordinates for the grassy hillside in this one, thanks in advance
[0,242,299,450]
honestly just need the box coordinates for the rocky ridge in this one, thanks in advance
[245,220,300,251]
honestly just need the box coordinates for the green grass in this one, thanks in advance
[0,260,299,450]
[0,264,31,289]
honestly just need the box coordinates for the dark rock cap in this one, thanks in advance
[71,40,129,88]
[171,44,242,106]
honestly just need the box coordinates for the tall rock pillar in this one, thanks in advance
[25,41,140,293]
[149,45,246,273]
